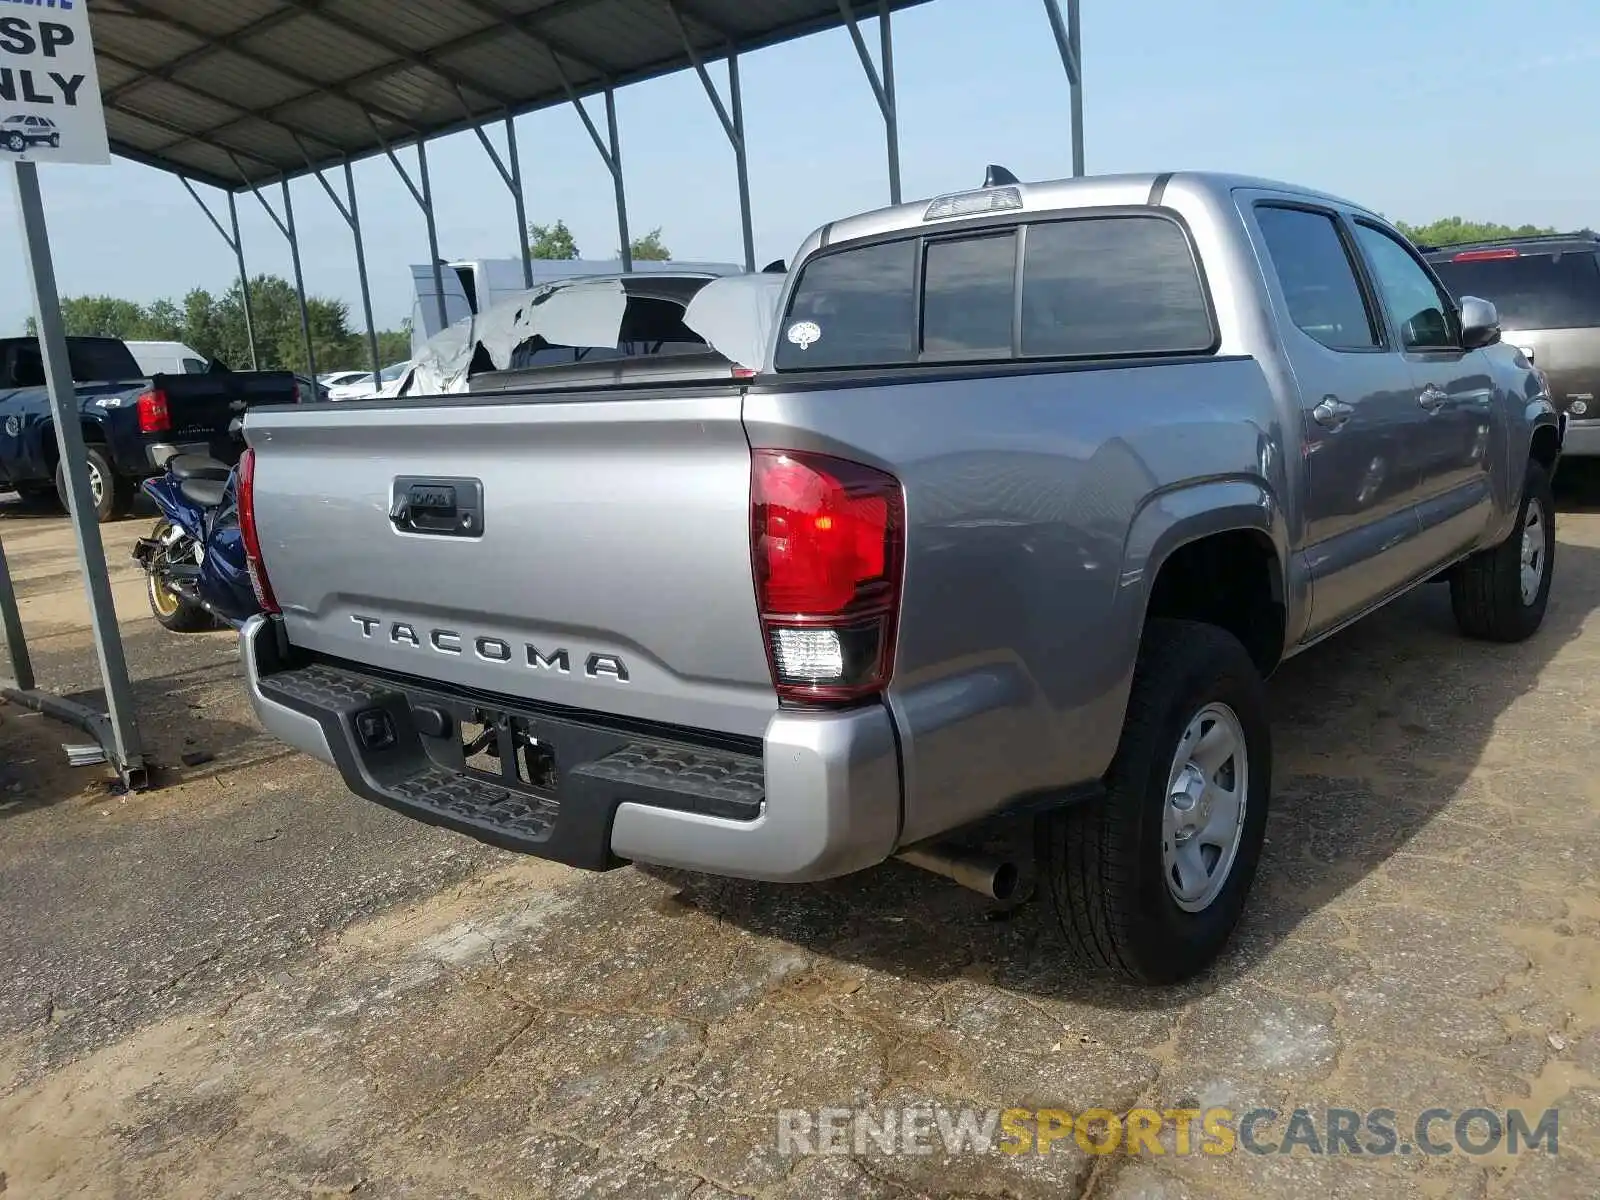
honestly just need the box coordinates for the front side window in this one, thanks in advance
[1354,222,1459,350]
[1255,205,1381,352]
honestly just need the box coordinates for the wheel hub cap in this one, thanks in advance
[1519,502,1545,607]
[1162,702,1249,913]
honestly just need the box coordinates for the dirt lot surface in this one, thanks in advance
[2,486,1599,1200]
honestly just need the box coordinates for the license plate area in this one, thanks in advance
[459,711,560,794]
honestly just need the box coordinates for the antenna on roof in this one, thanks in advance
[983,164,1020,188]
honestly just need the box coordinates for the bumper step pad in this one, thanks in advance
[257,660,764,865]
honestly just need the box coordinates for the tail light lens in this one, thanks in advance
[751,449,904,705]
[236,447,280,614]
[1452,248,1519,261]
[137,389,171,433]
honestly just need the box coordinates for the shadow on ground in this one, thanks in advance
[642,535,1600,1013]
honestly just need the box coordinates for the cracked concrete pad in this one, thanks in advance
[1178,983,1340,1083]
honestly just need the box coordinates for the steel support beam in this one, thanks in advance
[8,162,146,789]
[455,91,533,290]
[1043,0,1085,176]
[298,135,382,382]
[233,156,316,376]
[547,51,631,270]
[180,178,258,369]
[663,2,755,271]
[838,1,900,204]
[605,89,631,271]
[0,535,34,691]
[368,114,448,335]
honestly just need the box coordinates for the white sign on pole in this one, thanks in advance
[0,0,108,166]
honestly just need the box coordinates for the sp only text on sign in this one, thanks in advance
[0,0,108,165]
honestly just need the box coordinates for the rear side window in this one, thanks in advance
[1254,206,1380,351]
[1431,251,1600,330]
[775,214,1212,370]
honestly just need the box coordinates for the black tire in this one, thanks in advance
[54,444,132,523]
[5,133,22,152]
[47,134,58,149]
[1037,619,1272,984]
[145,522,213,633]
[1450,460,1554,643]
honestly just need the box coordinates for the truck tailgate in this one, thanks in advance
[245,389,778,738]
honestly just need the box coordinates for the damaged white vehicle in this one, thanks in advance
[396,270,787,398]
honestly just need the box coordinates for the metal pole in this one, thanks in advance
[1068,0,1083,177]
[878,0,901,205]
[0,536,34,691]
[606,87,632,271]
[507,114,533,289]
[227,190,259,369]
[418,139,447,332]
[281,179,316,378]
[9,162,144,778]
[1044,0,1085,176]
[729,54,755,272]
[343,159,382,380]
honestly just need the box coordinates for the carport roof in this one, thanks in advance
[93,0,933,191]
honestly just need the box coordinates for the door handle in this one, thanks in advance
[1312,396,1353,429]
[1419,383,1449,412]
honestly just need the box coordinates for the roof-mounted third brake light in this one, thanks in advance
[1453,248,1520,262]
[924,165,1024,223]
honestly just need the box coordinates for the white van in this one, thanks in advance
[125,340,209,376]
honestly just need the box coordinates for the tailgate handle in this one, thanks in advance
[390,477,484,538]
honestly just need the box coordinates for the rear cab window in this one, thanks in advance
[775,213,1214,371]
[1430,249,1600,330]
[1253,205,1381,352]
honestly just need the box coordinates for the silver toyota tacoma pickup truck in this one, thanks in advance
[236,170,1562,983]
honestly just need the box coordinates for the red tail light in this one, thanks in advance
[236,447,280,614]
[137,389,171,433]
[751,449,904,705]
[1452,248,1519,261]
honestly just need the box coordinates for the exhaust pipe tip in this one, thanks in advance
[897,843,1021,902]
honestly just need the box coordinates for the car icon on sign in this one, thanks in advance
[2,115,60,152]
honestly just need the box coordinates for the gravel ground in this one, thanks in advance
[1,485,1597,1199]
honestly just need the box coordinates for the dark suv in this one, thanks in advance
[1425,233,1600,456]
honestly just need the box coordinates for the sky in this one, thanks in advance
[2,0,1599,339]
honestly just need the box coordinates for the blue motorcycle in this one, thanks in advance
[131,441,260,632]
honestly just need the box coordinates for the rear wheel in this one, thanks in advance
[5,132,23,152]
[145,520,213,633]
[55,445,132,523]
[1450,460,1554,642]
[1038,619,1271,984]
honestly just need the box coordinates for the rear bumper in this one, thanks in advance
[239,615,901,882]
[1560,416,1600,457]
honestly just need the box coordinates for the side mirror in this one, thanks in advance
[1459,296,1501,350]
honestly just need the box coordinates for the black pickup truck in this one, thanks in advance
[0,336,299,521]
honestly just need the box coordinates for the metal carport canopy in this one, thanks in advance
[93,0,941,189]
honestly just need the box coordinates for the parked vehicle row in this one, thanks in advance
[0,336,299,521]
[232,168,1560,985]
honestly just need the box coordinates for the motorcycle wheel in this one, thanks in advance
[146,521,215,632]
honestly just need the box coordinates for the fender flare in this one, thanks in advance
[1114,476,1299,661]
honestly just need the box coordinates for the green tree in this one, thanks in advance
[626,227,672,261]
[527,219,580,260]
[1396,217,1560,248]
